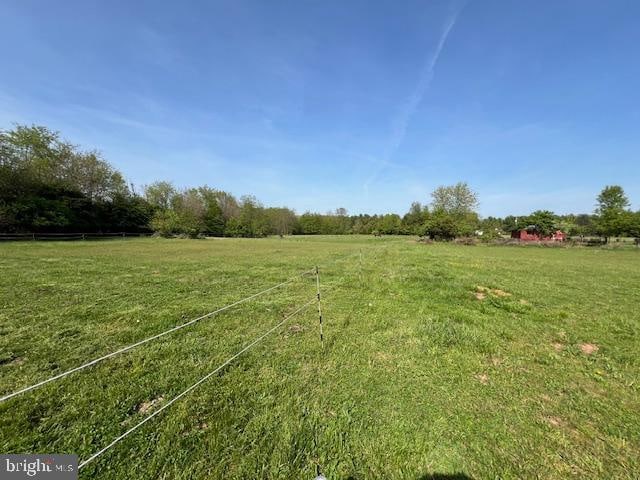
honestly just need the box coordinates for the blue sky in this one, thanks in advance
[1,0,639,216]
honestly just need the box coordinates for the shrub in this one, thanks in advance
[150,210,181,237]
[423,212,459,240]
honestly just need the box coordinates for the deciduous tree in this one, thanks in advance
[595,185,630,243]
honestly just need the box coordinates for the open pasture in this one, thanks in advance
[1,236,639,479]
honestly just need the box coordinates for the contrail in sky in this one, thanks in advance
[364,3,466,192]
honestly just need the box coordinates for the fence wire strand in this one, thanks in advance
[78,298,315,470]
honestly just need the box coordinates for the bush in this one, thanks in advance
[150,210,181,237]
[423,213,460,240]
[477,228,502,242]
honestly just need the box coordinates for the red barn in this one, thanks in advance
[511,226,566,242]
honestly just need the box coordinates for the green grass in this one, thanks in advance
[1,236,639,479]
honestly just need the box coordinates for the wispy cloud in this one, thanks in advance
[364,2,466,192]
[389,12,461,153]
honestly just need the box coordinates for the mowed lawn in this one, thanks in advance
[1,236,639,479]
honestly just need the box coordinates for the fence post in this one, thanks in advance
[313,266,326,479]
[315,266,324,348]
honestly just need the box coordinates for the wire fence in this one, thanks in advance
[1,249,370,475]
[0,267,316,403]
[0,232,152,241]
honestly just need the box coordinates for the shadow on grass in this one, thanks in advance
[345,474,473,480]
[416,474,474,480]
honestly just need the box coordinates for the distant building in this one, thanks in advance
[511,225,566,241]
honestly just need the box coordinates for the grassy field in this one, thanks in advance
[1,236,639,479]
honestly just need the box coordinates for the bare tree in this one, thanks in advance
[214,190,240,220]
[335,207,348,216]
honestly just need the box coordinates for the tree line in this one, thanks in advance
[1,125,639,242]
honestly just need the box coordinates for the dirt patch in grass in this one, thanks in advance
[580,343,599,355]
[490,356,502,366]
[138,396,164,415]
[552,342,565,352]
[491,289,511,297]
[0,354,24,366]
[374,351,393,362]
[544,415,567,428]
[475,291,486,300]
[475,286,512,300]
[475,373,489,384]
[288,324,304,334]
[284,324,305,338]
[10,357,25,366]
